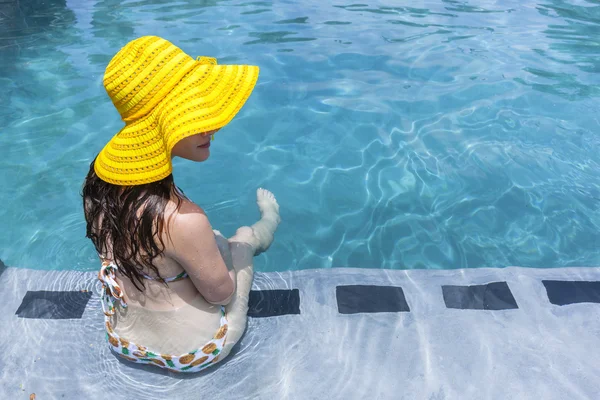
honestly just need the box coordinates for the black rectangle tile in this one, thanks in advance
[16,290,93,319]
[336,285,410,314]
[248,289,300,318]
[442,282,518,310]
[542,280,600,306]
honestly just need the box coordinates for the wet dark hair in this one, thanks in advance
[82,158,184,291]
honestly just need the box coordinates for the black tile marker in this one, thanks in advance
[16,290,93,319]
[336,285,410,314]
[542,280,600,306]
[442,282,518,310]
[248,289,301,317]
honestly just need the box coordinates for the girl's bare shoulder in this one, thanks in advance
[167,196,205,216]
[162,198,212,247]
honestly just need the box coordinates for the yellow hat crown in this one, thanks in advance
[94,36,259,186]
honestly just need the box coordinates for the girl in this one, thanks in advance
[82,36,280,373]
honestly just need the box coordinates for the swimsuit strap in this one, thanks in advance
[97,261,190,315]
[98,261,127,316]
[175,185,191,201]
[140,270,189,283]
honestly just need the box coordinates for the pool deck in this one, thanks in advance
[1,265,599,399]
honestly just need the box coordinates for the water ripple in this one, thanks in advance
[0,0,599,273]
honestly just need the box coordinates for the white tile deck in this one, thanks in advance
[1,266,599,400]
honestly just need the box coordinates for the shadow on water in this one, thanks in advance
[90,0,135,48]
[0,0,78,127]
[334,3,458,18]
[244,31,317,46]
[515,0,600,100]
[88,0,233,60]
[441,0,516,14]
[0,0,76,65]
[539,0,600,72]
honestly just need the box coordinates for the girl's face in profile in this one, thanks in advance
[171,129,220,162]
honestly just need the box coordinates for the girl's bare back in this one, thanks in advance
[111,189,280,358]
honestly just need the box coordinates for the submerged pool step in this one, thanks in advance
[12,277,600,320]
[4,267,600,400]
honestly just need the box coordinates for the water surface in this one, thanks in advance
[1,0,599,272]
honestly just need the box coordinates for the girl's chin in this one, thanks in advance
[195,149,210,161]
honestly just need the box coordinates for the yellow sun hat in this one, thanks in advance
[94,35,259,186]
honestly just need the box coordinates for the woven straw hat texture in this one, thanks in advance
[94,36,259,186]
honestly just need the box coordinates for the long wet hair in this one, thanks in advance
[82,158,184,291]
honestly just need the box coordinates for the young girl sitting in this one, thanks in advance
[82,36,280,373]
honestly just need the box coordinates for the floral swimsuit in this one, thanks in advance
[98,261,228,373]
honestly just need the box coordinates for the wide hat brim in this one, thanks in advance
[94,62,259,186]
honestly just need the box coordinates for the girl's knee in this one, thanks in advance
[236,226,253,236]
[229,226,254,243]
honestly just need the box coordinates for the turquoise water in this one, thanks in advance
[0,0,599,272]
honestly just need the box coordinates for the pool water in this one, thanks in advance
[1,0,599,272]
